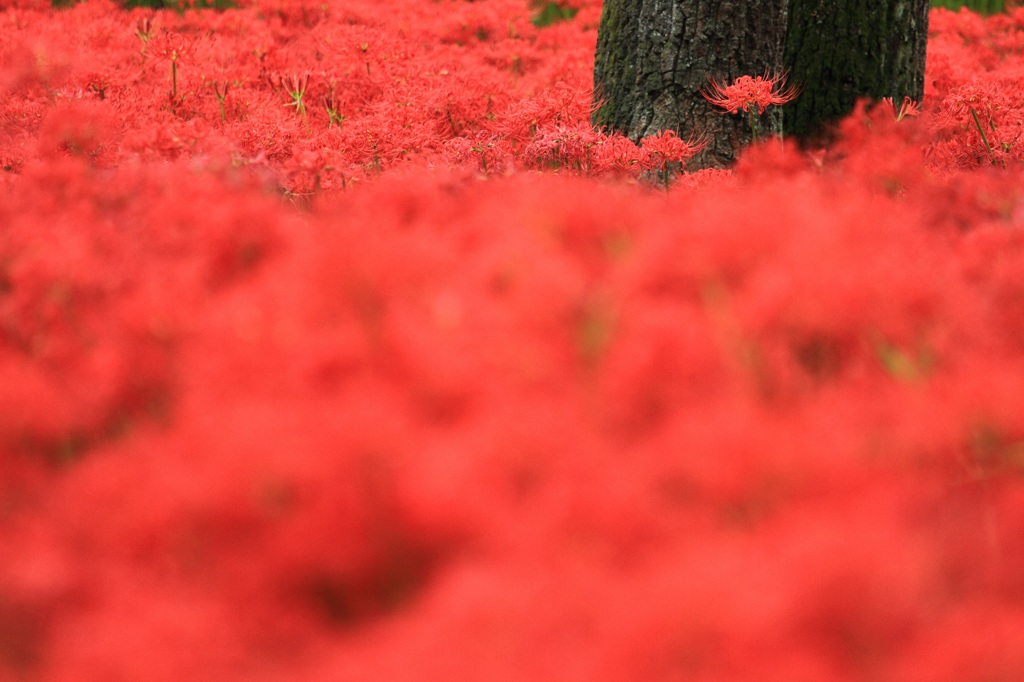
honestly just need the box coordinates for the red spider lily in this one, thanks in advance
[152,31,197,65]
[640,128,705,162]
[285,73,310,104]
[212,81,230,122]
[640,129,706,187]
[135,16,154,47]
[701,71,800,115]
[151,31,198,103]
[882,96,923,121]
[282,73,311,132]
[323,85,344,128]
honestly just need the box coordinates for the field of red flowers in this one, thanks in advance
[2,1,1024,679]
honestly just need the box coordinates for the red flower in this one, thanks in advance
[701,71,800,115]
[882,96,923,121]
[151,31,198,64]
[640,129,705,167]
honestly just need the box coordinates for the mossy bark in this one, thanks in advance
[782,0,929,140]
[593,0,929,168]
[592,0,788,170]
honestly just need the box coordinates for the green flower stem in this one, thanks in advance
[969,106,999,166]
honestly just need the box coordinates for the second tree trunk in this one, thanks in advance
[592,0,930,169]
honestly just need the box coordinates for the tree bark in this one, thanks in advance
[592,0,930,168]
[592,0,788,170]
[782,0,930,140]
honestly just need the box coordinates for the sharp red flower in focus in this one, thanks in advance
[701,71,801,115]
[639,129,707,186]
[640,129,706,165]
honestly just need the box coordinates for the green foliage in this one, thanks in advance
[531,1,578,28]
[931,0,1006,14]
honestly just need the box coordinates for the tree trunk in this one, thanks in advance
[592,0,788,170]
[592,0,930,169]
[782,0,930,140]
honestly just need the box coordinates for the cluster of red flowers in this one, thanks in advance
[0,0,701,192]
[2,2,1024,680]
[926,8,1024,169]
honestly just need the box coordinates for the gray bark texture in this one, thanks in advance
[592,0,929,169]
